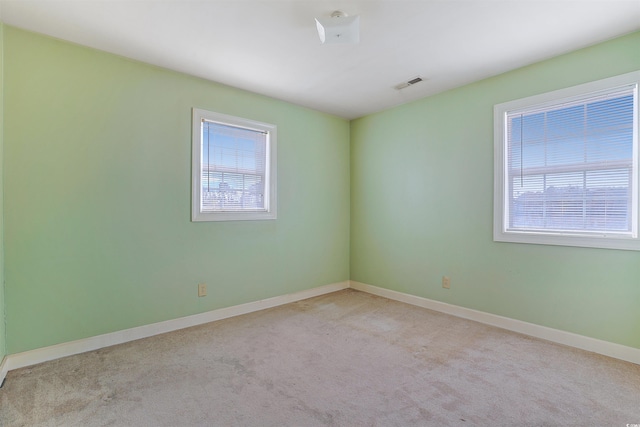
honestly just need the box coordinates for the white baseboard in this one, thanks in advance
[350,280,640,365]
[0,356,7,387]
[2,281,350,379]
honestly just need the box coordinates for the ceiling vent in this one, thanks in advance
[395,77,424,90]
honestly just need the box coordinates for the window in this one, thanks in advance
[192,108,277,221]
[494,71,640,250]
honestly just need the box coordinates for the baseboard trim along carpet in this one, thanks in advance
[1,281,350,382]
[349,281,640,365]
[2,279,638,386]
[0,356,8,387]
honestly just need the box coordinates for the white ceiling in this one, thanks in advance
[1,1,639,119]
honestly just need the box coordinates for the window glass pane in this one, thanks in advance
[202,121,267,213]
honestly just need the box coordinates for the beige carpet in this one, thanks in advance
[1,289,639,426]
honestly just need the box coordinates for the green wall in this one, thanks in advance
[0,22,5,362]
[351,31,640,349]
[3,27,350,354]
[2,25,639,357]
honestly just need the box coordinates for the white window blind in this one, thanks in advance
[201,121,268,213]
[506,85,636,235]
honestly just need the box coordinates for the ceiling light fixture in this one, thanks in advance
[315,11,360,44]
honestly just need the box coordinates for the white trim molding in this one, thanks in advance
[0,356,8,387]
[1,281,349,380]
[350,280,640,365]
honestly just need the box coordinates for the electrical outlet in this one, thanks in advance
[198,283,207,297]
[442,276,451,289]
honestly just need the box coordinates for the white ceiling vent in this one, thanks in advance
[395,77,424,90]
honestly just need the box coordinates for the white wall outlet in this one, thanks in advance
[198,283,207,297]
[442,276,451,289]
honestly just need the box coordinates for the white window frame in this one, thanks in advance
[494,71,640,251]
[192,108,277,222]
